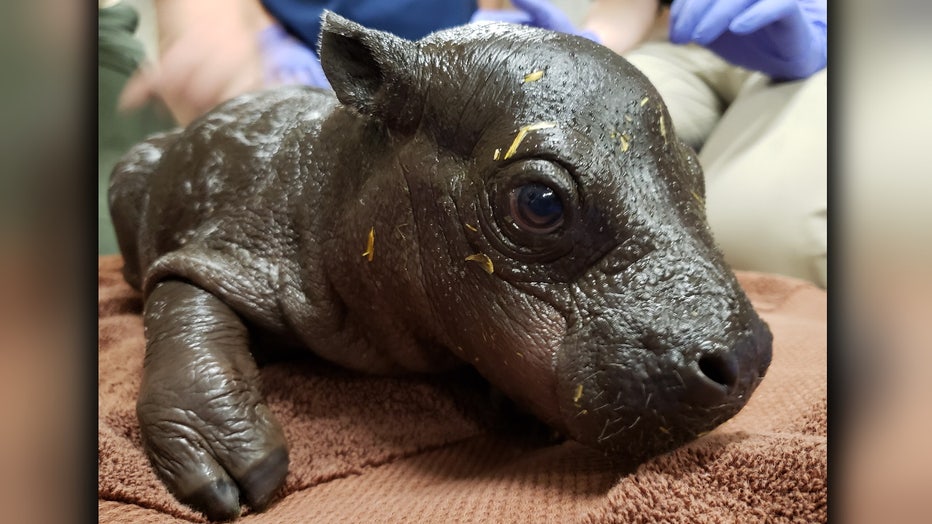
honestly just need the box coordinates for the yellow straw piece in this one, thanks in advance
[465,253,494,274]
[504,121,557,160]
[361,227,375,262]
[522,70,545,83]
[691,190,705,206]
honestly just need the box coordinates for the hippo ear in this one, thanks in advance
[318,11,420,128]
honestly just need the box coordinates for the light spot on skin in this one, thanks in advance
[465,253,494,274]
[504,121,557,160]
[361,227,375,262]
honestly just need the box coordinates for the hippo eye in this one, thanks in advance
[509,183,564,234]
[484,159,579,261]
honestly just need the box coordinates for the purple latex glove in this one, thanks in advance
[470,0,599,42]
[669,0,826,80]
[258,24,331,89]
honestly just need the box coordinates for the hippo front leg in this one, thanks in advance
[138,281,288,521]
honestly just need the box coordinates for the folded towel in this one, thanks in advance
[98,254,826,522]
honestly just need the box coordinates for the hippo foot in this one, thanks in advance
[137,401,288,521]
[138,280,290,521]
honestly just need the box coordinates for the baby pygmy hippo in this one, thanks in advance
[110,12,772,521]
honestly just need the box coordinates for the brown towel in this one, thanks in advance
[98,255,826,522]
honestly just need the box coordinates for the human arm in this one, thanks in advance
[473,0,666,55]
[583,0,665,55]
[471,0,600,41]
[119,0,274,125]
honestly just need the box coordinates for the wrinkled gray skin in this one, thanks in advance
[110,13,771,522]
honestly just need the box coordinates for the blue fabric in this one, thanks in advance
[261,0,478,49]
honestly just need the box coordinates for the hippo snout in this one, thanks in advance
[555,302,773,465]
[686,318,772,406]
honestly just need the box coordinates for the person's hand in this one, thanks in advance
[259,24,330,90]
[471,0,600,42]
[668,0,826,80]
[119,0,270,126]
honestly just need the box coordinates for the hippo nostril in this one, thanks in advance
[698,352,739,390]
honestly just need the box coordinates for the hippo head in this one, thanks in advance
[318,13,772,465]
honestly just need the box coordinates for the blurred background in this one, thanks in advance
[833,2,932,522]
[118,0,590,75]
[0,0,928,521]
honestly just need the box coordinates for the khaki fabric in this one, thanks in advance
[626,44,827,287]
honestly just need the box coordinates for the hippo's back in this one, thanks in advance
[109,87,338,327]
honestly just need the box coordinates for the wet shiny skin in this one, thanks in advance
[109,13,771,521]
